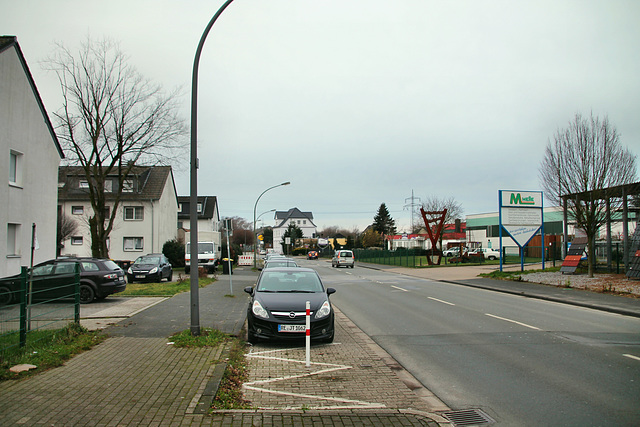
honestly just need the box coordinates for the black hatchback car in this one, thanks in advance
[244,267,336,344]
[126,254,173,283]
[0,258,126,305]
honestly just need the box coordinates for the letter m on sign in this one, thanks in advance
[510,193,523,205]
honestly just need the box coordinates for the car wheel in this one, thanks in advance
[0,286,13,306]
[168,271,173,282]
[79,284,95,304]
[488,256,497,260]
[185,266,190,274]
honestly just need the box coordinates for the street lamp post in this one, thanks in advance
[253,182,290,267]
[189,0,235,336]
[254,208,275,256]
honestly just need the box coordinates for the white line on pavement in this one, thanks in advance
[391,285,409,292]
[485,313,541,330]
[428,297,455,306]
[623,354,640,362]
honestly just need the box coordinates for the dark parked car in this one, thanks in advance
[244,267,336,344]
[307,251,318,260]
[0,258,126,305]
[127,254,173,283]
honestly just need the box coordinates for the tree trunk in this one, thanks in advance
[89,216,109,259]
[587,233,595,278]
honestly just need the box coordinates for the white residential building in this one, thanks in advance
[58,166,178,263]
[0,37,64,277]
[177,195,221,249]
[272,208,317,254]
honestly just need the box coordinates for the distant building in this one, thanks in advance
[272,208,317,254]
[177,195,221,249]
[0,36,64,276]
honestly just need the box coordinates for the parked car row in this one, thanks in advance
[0,257,126,305]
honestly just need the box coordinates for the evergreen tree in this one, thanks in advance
[281,223,303,254]
[372,203,397,235]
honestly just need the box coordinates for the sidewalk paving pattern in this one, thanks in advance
[2,262,636,426]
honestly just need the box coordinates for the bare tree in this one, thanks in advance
[539,112,637,277]
[45,37,187,258]
[417,196,464,233]
[57,213,79,256]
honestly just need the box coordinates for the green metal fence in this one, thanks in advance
[0,265,80,361]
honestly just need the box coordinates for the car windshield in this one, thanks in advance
[257,271,324,293]
[264,261,297,269]
[134,256,160,265]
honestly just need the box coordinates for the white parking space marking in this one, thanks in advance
[428,297,456,306]
[623,354,640,362]
[485,313,541,330]
[245,347,385,409]
[391,285,409,292]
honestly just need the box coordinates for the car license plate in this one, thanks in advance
[135,275,145,279]
[278,324,306,333]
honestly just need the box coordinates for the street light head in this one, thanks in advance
[281,181,291,186]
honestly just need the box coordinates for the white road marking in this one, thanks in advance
[485,313,541,330]
[391,285,408,292]
[244,347,384,409]
[428,297,455,306]
[623,354,640,362]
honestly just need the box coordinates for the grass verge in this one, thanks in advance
[119,276,215,297]
[480,266,561,280]
[0,323,107,381]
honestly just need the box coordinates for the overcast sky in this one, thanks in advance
[3,0,640,231]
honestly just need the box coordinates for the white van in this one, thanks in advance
[185,242,221,274]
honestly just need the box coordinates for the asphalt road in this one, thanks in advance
[299,258,640,426]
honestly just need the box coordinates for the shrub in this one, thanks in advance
[163,239,185,267]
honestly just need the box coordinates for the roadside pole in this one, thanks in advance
[305,300,311,367]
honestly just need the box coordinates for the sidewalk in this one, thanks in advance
[0,267,451,426]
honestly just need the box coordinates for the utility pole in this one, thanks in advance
[404,190,422,232]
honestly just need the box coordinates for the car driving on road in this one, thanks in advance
[244,267,336,344]
[332,250,355,268]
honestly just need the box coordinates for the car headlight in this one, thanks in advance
[252,300,269,319]
[149,267,158,274]
[315,300,331,319]
[127,267,133,274]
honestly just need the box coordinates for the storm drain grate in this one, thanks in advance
[441,408,495,426]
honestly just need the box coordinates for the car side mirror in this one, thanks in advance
[244,286,254,295]
[326,287,336,295]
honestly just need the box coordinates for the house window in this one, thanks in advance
[303,220,307,225]
[104,180,113,192]
[79,180,90,189]
[7,223,20,256]
[177,221,183,229]
[71,236,83,245]
[122,179,134,192]
[124,206,144,220]
[104,206,111,218]
[178,203,182,212]
[197,203,203,213]
[9,150,23,187]
[123,237,143,251]
[72,206,84,215]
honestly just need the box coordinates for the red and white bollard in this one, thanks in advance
[305,300,311,367]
